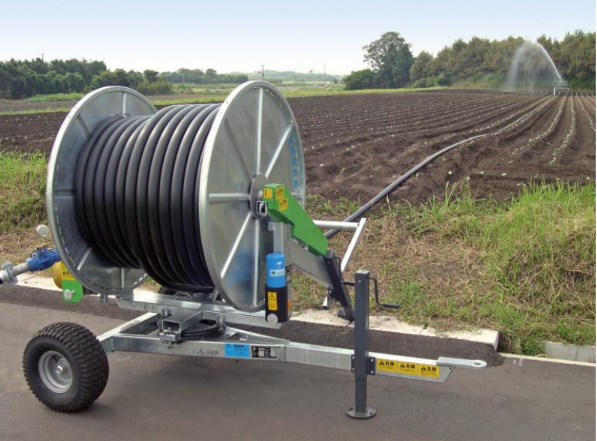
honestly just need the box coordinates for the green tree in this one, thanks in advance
[0,66,12,98]
[410,51,434,82]
[364,32,406,69]
[65,72,86,92]
[143,69,159,83]
[362,32,414,88]
[343,69,376,90]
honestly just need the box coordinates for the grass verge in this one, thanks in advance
[0,152,49,260]
[0,107,73,116]
[296,181,595,355]
[25,93,84,102]
[0,152,594,355]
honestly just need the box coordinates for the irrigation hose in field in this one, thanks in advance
[325,96,554,239]
[75,104,221,292]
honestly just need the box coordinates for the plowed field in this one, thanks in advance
[0,91,594,203]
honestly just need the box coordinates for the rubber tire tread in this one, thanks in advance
[23,322,109,413]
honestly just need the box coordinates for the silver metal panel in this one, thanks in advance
[98,315,485,385]
[286,342,353,371]
[437,356,487,369]
[47,87,155,295]
[288,239,331,287]
[116,290,283,329]
[199,82,306,312]
[98,312,158,353]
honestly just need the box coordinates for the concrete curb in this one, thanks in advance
[293,309,500,350]
[544,341,596,363]
[501,352,596,367]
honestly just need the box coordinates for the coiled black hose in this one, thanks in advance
[75,104,221,293]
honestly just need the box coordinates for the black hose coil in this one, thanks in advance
[75,103,222,293]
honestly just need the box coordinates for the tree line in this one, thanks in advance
[344,31,596,91]
[161,68,248,85]
[0,59,173,99]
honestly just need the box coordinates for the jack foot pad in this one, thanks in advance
[345,406,376,419]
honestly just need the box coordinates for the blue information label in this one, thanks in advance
[224,344,250,358]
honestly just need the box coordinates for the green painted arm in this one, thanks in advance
[263,184,328,257]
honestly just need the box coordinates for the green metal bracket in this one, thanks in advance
[58,263,84,303]
[263,184,329,257]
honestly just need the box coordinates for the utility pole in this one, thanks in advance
[324,62,327,88]
[261,65,265,80]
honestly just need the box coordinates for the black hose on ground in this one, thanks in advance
[325,96,554,239]
[75,104,221,293]
[324,134,486,240]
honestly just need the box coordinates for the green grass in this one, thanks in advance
[399,181,596,353]
[0,85,449,114]
[0,107,72,116]
[25,93,83,102]
[296,181,596,355]
[0,151,47,233]
[0,151,593,355]
[153,86,448,105]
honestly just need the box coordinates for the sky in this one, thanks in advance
[1,0,595,75]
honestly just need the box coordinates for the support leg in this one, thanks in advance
[346,270,376,419]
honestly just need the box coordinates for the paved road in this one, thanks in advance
[0,302,594,441]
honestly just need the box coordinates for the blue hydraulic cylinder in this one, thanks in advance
[266,253,286,288]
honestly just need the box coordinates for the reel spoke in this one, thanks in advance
[220,212,253,278]
[209,193,251,203]
[265,123,293,179]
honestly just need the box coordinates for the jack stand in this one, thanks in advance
[346,270,376,419]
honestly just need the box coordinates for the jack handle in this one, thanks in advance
[343,276,399,310]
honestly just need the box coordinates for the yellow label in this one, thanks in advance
[264,188,273,199]
[275,186,285,201]
[377,359,440,378]
[278,197,288,212]
[61,264,75,281]
[267,291,278,311]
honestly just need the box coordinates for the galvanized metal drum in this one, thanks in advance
[200,81,305,311]
[47,87,155,295]
[47,82,305,312]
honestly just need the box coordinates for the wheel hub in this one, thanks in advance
[249,173,268,218]
[38,351,73,394]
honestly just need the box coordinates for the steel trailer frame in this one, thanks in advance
[99,270,485,419]
[96,220,486,419]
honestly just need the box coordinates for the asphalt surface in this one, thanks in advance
[0,299,594,441]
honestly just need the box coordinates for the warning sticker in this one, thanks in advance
[61,264,75,281]
[264,188,273,199]
[275,186,285,201]
[267,291,278,311]
[278,197,288,212]
[376,359,440,378]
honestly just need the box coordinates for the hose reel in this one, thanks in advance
[47,82,305,312]
[18,82,489,419]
